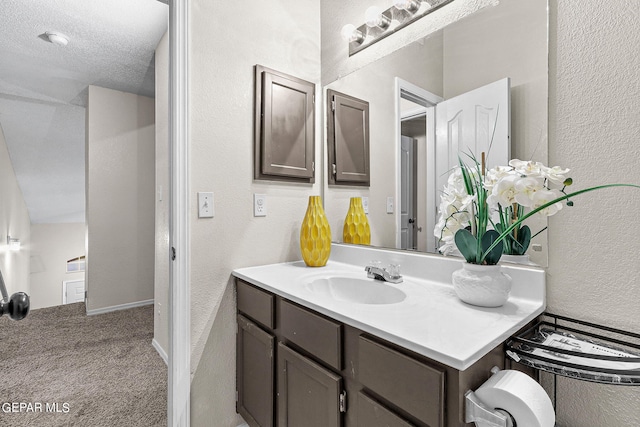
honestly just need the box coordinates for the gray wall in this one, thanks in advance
[85,85,155,313]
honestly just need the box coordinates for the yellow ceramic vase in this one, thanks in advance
[300,196,331,267]
[343,197,370,245]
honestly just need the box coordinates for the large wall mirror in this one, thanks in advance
[323,0,549,266]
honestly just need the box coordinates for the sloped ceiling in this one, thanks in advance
[0,0,168,223]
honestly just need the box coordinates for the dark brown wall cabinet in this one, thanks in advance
[255,65,315,183]
[236,279,505,427]
[327,90,370,186]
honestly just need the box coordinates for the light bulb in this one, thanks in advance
[341,24,365,44]
[392,0,420,12]
[365,6,390,29]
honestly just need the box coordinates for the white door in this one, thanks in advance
[400,136,417,250]
[63,279,85,304]
[435,78,511,198]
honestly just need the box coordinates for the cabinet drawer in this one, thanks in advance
[359,336,445,427]
[279,300,342,370]
[357,392,414,427]
[237,279,274,329]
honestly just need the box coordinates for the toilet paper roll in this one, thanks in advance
[475,370,555,427]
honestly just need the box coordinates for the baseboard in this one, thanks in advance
[152,338,169,365]
[86,299,154,316]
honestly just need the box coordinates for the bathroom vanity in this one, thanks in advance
[233,244,546,427]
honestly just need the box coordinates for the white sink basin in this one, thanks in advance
[305,276,406,305]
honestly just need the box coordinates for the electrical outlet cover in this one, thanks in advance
[254,194,267,217]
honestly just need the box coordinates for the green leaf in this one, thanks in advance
[515,225,531,255]
[481,230,503,265]
[455,228,478,263]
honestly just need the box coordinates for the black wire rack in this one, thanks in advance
[506,313,640,385]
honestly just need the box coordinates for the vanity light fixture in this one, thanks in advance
[343,0,455,56]
[6,236,20,251]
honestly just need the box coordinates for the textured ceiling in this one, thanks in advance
[0,0,168,223]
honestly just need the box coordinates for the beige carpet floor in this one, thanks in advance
[0,302,167,426]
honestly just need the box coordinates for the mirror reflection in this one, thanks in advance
[323,0,549,266]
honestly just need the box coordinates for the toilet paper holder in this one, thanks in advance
[464,367,516,427]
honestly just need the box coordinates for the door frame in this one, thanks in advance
[169,0,190,425]
[400,135,417,250]
[394,78,442,253]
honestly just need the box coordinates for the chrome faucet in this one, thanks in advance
[365,262,403,284]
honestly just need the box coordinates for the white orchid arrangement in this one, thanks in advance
[484,159,571,256]
[434,154,638,265]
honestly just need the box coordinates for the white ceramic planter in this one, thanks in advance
[452,263,512,307]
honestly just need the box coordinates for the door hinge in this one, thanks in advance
[332,163,337,176]
[171,247,176,261]
[331,100,336,111]
[312,161,315,172]
[339,391,347,413]
[84,291,87,299]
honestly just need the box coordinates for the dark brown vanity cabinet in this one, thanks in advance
[236,279,504,427]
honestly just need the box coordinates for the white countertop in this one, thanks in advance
[233,244,546,371]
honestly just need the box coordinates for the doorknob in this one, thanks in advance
[0,292,30,321]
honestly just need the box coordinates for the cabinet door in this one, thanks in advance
[254,65,315,182]
[277,343,342,427]
[237,315,275,427]
[327,89,370,186]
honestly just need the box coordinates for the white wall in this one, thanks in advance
[154,31,170,357]
[0,124,30,299]
[188,0,321,424]
[30,223,85,309]
[85,85,155,313]
[547,0,640,425]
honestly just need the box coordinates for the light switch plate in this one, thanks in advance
[198,192,214,218]
[254,194,267,217]
[362,197,369,214]
[386,196,394,214]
